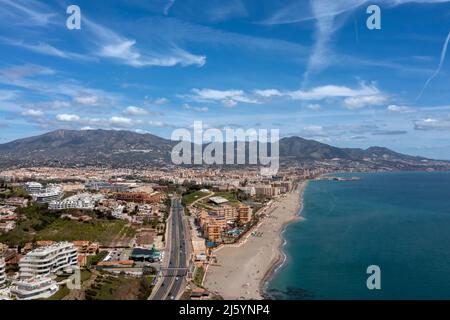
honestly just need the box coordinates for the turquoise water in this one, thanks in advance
[266,172,450,300]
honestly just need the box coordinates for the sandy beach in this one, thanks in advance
[203,181,308,300]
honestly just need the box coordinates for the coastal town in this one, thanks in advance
[0,166,324,300]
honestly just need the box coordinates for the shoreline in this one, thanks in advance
[259,181,308,299]
[203,181,308,300]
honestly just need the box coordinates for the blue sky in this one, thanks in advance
[1,0,450,159]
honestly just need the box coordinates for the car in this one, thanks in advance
[175,277,179,281]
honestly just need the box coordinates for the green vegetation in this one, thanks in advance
[87,251,108,267]
[182,191,210,206]
[35,219,135,245]
[81,269,93,282]
[213,191,240,204]
[193,266,205,286]
[0,204,60,246]
[0,186,31,199]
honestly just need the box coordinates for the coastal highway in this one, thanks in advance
[151,197,189,300]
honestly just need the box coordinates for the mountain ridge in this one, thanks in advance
[0,129,448,171]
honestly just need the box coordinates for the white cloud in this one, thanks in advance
[74,95,101,106]
[124,106,148,116]
[154,97,169,105]
[417,30,450,100]
[148,120,165,127]
[222,99,237,108]
[189,88,259,105]
[414,117,450,131]
[0,38,89,61]
[22,109,44,117]
[85,19,206,68]
[387,104,415,113]
[0,0,56,26]
[263,0,450,79]
[254,89,282,98]
[109,116,134,127]
[56,114,80,122]
[288,83,380,100]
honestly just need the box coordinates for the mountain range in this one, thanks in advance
[0,129,449,171]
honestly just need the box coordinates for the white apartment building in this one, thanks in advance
[26,183,63,204]
[24,182,43,194]
[49,193,105,210]
[10,276,59,300]
[19,242,78,278]
[0,258,6,287]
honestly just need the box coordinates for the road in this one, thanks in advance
[151,197,189,300]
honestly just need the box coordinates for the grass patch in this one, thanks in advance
[81,269,93,282]
[87,251,108,267]
[0,204,60,246]
[35,219,135,245]
[85,275,152,300]
[212,191,240,204]
[182,191,210,206]
[193,266,205,286]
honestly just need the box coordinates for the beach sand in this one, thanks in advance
[203,181,307,300]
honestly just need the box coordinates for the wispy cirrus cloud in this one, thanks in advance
[416,30,450,100]
[262,0,450,80]
[0,0,57,26]
[0,1,206,68]
[0,37,91,61]
[82,17,207,67]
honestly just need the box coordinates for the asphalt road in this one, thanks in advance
[152,197,188,300]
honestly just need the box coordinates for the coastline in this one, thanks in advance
[259,182,307,298]
[203,181,308,300]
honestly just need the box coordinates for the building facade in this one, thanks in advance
[19,242,78,278]
[10,276,58,300]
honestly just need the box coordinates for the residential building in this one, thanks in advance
[49,193,105,210]
[10,276,58,300]
[72,241,99,255]
[32,185,63,204]
[206,222,222,244]
[238,204,253,224]
[19,242,78,278]
[24,182,43,194]
[0,258,6,287]
[211,205,237,223]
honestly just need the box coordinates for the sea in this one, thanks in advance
[266,171,450,300]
